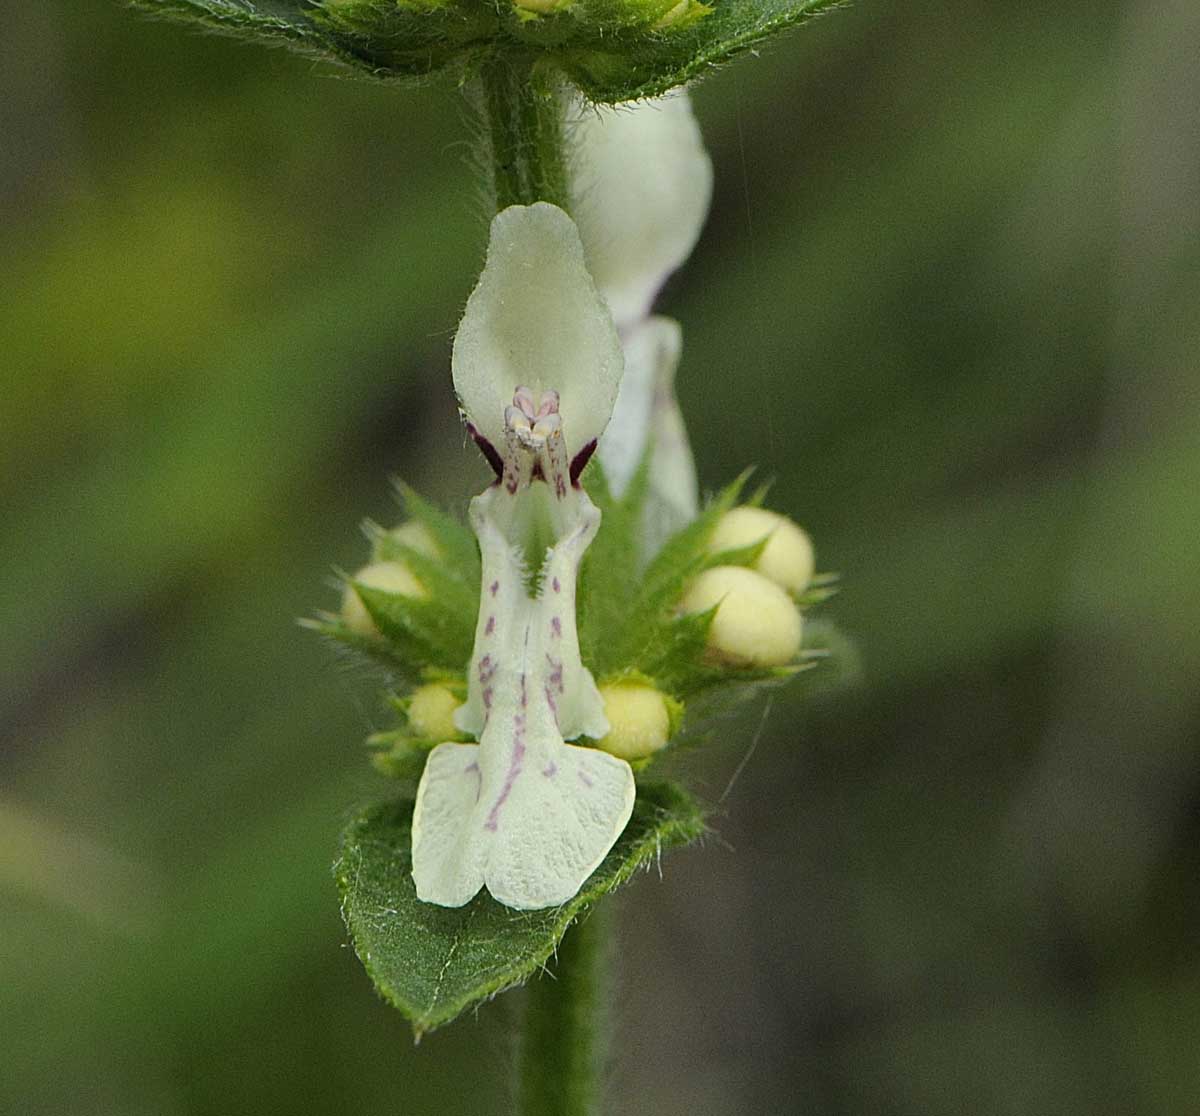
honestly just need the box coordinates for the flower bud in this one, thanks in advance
[341,561,427,637]
[513,0,570,13]
[407,683,464,742]
[595,681,673,761]
[707,506,815,595]
[388,520,439,559]
[652,0,708,29]
[679,565,802,667]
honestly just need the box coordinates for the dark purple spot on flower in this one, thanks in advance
[467,422,505,479]
[569,439,598,486]
[485,615,495,636]
[490,580,500,597]
[551,616,562,638]
[552,577,561,593]
[546,655,564,693]
[542,762,557,779]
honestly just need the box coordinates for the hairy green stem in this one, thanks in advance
[481,54,571,212]
[518,912,608,1116]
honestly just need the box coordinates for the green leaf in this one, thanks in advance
[603,471,748,675]
[128,0,323,51]
[335,780,705,1035]
[131,0,843,99]
[301,614,423,678]
[389,481,482,586]
[577,461,643,668]
[309,0,500,78]
[356,582,475,673]
[558,0,844,103]
[366,729,435,782]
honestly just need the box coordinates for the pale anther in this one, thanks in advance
[512,385,537,420]
[507,387,564,452]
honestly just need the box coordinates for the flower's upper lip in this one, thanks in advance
[452,202,624,467]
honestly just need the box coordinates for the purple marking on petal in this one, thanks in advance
[531,459,546,483]
[546,655,564,693]
[466,421,505,479]
[465,761,479,773]
[551,616,562,639]
[482,687,493,710]
[485,615,495,636]
[555,474,567,501]
[544,685,558,718]
[519,673,528,708]
[552,577,561,594]
[484,715,527,831]
[542,762,557,778]
[478,654,496,684]
[490,580,500,597]
[569,439,598,486]
[577,770,594,789]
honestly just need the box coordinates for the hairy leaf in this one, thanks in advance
[335,780,704,1035]
[131,0,843,98]
[562,0,844,102]
[128,0,326,52]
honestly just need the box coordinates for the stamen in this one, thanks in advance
[505,387,565,455]
[504,404,532,433]
[531,411,561,441]
[512,385,537,420]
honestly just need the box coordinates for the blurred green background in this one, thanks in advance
[3,1,1199,1113]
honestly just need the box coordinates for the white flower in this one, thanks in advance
[572,92,713,335]
[571,93,712,550]
[411,203,636,912]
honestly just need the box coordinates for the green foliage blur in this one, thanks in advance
[2,1,1198,1113]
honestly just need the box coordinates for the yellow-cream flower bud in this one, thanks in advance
[341,561,427,636]
[407,683,464,742]
[707,506,815,595]
[653,0,708,29]
[679,565,802,667]
[596,682,672,761]
[388,520,439,558]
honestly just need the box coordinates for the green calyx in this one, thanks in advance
[317,464,847,1032]
[308,460,843,788]
[128,0,841,102]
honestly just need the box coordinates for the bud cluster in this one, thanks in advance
[312,469,833,785]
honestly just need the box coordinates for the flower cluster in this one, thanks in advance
[315,96,833,911]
